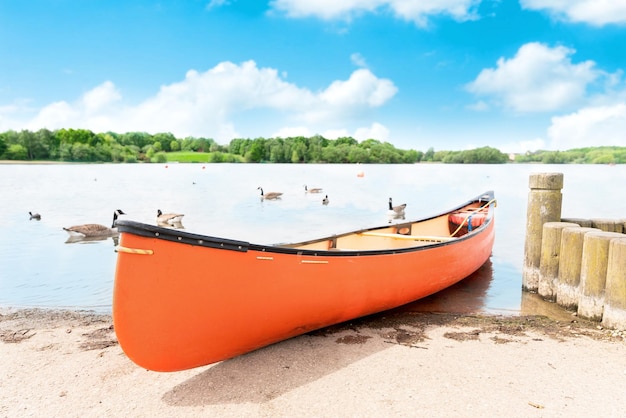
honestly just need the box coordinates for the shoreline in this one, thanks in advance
[2,308,624,416]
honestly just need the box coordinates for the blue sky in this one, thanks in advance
[1,0,626,153]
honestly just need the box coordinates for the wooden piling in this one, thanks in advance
[578,231,625,321]
[538,222,580,302]
[522,173,563,292]
[591,218,624,233]
[556,227,598,311]
[602,237,626,330]
[560,218,593,228]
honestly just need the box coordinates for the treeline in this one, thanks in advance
[514,147,626,164]
[430,147,509,164]
[4,128,622,165]
[0,128,430,163]
[0,129,218,163]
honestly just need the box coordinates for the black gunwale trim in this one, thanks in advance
[116,190,495,256]
[116,221,251,252]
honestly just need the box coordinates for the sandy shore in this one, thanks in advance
[1,308,625,417]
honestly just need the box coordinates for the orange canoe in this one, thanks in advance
[113,191,496,372]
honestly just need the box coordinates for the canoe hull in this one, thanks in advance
[113,192,495,371]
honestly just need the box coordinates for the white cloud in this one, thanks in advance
[270,0,380,20]
[300,68,397,124]
[4,60,397,143]
[319,68,397,107]
[353,122,390,141]
[271,126,313,138]
[206,0,230,10]
[81,81,121,113]
[388,0,481,26]
[466,42,599,112]
[350,52,368,68]
[521,0,626,26]
[271,122,390,142]
[270,0,480,26]
[320,128,352,139]
[547,103,626,150]
[27,101,80,131]
[466,100,489,111]
[499,137,547,154]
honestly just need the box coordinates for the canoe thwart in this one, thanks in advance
[359,231,455,242]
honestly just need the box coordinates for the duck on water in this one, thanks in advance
[63,209,126,238]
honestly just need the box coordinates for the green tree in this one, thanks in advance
[56,128,96,146]
[348,146,370,163]
[19,129,50,160]
[290,141,307,163]
[0,134,7,157]
[334,136,358,147]
[154,152,167,163]
[5,144,28,160]
[35,128,56,159]
[424,147,435,162]
[322,144,350,163]
[71,143,93,161]
[245,138,265,162]
[153,132,176,151]
[228,138,247,155]
[92,144,113,161]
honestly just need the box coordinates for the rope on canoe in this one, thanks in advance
[449,199,497,238]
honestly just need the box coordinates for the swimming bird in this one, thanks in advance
[387,198,406,216]
[156,209,185,225]
[63,209,126,238]
[29,211,41,220]
[322,195,329,205]
[258,187,283,200]
[304,185,323,193]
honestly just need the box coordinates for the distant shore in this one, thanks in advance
[0,160,75,164]
[1,307,624,417]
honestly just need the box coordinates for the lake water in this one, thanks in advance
[1,162,624,316]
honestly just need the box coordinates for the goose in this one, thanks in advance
[63,209,126,238]
[322,195,329,205]
[258,187,283,200]
[156,209,185,225]
[29,211,41,220]
[387,198,406,216]
[304,185,323,193]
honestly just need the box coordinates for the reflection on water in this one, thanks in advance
[520,292,579,321]
[396,259,494,314]
[65,235,120,246]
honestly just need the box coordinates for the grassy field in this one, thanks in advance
[165,151,212,163]
[165,151,245,163]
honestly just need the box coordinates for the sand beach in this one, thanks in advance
[1,308,625,417]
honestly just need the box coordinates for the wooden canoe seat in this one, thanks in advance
[359,232,455,242]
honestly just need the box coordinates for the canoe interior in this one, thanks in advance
[277,199,492,252]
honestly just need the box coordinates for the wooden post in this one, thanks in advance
[560,218,593,227]
[538,222,580,302]
[556,227,598,311]
[602,237,626,330]
[523,173,563,292]
[591,218,623,233]
[578,231,624,321]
